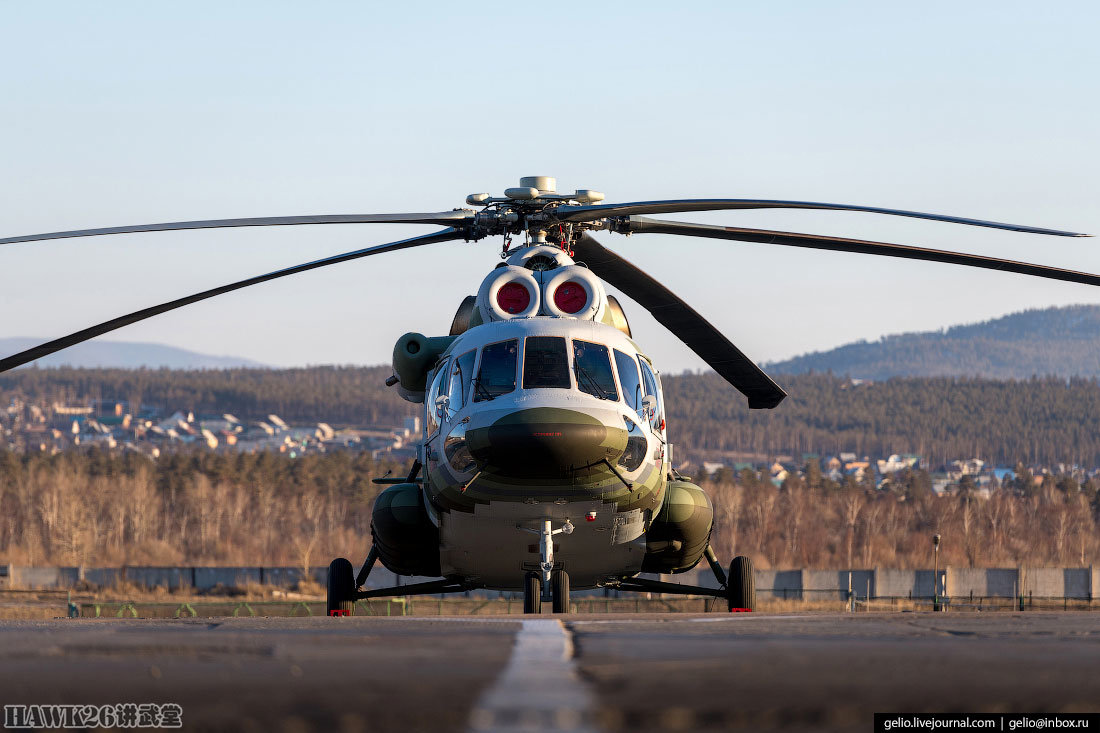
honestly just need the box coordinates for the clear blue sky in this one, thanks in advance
[1,2,1097,372]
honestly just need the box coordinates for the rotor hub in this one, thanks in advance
[465,177,608,252]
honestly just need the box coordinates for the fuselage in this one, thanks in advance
[420,316,668,589]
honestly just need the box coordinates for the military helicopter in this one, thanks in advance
[0,176,1094,614]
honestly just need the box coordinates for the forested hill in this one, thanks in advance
[4,367,1100,467]
[0,366,409,427]
[765,304,1100,380]
[661,372,1100,468]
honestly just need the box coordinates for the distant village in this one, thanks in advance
[3,396,1094,497]
[2,397,420,462]
[690,452,1097,497]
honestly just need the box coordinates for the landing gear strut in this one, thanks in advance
[610,545,757,612]
[519,518,574,614]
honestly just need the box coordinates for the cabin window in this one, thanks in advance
[573,340,618,401]
[474,339,518,401]
[614,349,642,412]
[449,349,475,409]
[523,336,571,389]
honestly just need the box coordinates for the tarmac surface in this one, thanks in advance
[0,612,1098,732]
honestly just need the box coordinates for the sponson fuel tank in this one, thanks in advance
[371,483,441,577]
[641,480,713,574]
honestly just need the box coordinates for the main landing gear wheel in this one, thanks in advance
[728,555,756,612]
[523,572,542,614]
[551,570,570,614]
[327,558,355,616]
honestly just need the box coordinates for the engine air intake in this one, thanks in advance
[553,281,588,314]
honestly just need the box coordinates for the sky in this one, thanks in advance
[1,2,1097,374]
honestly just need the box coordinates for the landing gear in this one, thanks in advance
[552,570,570,613]
[327,558,355,616]
[728,555,756,612]
[518,518,574,615]
[524,572,542,614]
[354,545,379,590]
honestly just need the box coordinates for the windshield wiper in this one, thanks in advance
[575,365,613,400]
[473,377,495,402]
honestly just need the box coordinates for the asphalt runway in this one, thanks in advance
[1,612,1098,732]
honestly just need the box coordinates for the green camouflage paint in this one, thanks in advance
[371,482,442,576]
[641,480,713,574]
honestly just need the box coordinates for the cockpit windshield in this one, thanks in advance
[474,339,517,401]
[523,336,570,389]
[573,340,618,401]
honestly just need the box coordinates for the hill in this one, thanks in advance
[0,338,266,370]
[765,304,1100,379]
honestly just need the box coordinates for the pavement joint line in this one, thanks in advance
[468,618,596,733]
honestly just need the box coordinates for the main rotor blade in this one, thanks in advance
[0,228,463,373]
[622,216,1100,288]
[553,199,1089,237]
[572,233,787,410]
[0,211,474,247]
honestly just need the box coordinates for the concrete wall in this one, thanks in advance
[194,567,262,589]
[10,566,81,589]
[1063,569,1091,599]
[4,565,1095,599]
[947,568,1018,598]
[759,570,803,600]
[803,570,875,600]
[1022,568,1068,598]
[122,567,193,590]
[876,568,919,598]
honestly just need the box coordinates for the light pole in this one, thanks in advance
[932,533,941,612]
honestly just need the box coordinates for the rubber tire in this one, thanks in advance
[523,572,542,614]
[728,555,756,611]
[551,570,570,614]
[327,558,356,616]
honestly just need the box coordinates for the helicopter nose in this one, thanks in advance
[467,408,628,476]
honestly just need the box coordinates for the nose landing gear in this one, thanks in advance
[519,518,574,614]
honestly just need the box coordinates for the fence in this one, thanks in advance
[4,564,1098,601]
[74,596,736,618]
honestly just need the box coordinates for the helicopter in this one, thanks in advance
[0,175,1094,615]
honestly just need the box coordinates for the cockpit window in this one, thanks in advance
[426,358,450,435]
[614,349,642,412]
[639,357,663,432]
[474,339,518,401]
[449,349,475,409]
[573,340,618,401]
[639,357,658,401]
[523,337,571,389]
